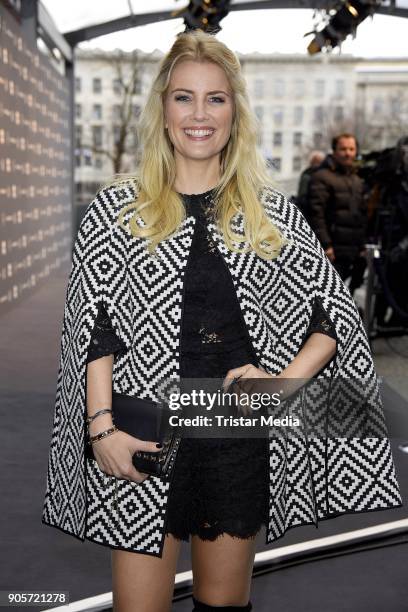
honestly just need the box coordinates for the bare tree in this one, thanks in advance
[84,50,142,174]
[301,90,407,159]
[358,89,408,151]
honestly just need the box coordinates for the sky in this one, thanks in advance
[41,1,408,58]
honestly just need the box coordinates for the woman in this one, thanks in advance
[42,30,402,612]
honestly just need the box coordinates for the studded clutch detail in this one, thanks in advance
[86,392,182,480]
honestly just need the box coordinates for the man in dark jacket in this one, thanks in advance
[308,133,367,295]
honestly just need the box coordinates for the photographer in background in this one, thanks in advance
[308,133,367,296]
[366,136,408,332]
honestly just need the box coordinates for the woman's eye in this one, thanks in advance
[174,95,225,103]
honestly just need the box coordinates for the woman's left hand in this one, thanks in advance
[222,363,278,417]
[222,363,274,390]
[222,333,337,417]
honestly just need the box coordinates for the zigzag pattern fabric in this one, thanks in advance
[41,183,402,556]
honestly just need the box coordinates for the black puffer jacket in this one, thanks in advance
[308,154,367,259]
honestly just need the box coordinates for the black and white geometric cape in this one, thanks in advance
[41,183,402,556]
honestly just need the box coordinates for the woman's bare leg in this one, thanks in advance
[191,534,257,606]
[111,534,181,612]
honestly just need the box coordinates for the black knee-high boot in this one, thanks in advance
[192,596,253,611]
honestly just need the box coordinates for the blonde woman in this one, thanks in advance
[42,29,402,612]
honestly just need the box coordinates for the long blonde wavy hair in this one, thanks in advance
[110,29,288,260]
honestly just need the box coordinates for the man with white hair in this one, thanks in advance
[296,150,325,218]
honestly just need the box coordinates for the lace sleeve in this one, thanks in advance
[87,303,128,364]
[302,298,337,344]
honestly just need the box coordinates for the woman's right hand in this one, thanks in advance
[91,430,162,484]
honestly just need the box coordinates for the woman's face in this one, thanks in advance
[164,60,234,165]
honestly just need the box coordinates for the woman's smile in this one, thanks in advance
[183,127,216,141]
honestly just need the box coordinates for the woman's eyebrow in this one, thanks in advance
[170,88,230,96]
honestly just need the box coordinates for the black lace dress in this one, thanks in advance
[86,188,336,542]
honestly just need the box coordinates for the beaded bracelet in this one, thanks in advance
[88,425,118,445]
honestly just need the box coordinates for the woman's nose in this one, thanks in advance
[191,100,208,120]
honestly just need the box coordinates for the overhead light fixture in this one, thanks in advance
[174,0,231,34]
[306,0,383,54]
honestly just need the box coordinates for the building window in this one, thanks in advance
[254,79,264,98]
[273,132,282,146]
[113,125,121,145]
[315,79,325,97]
[294,79,305,98]
[83,149,92,166]
[132,77,142,95]
[313,132,323,148]
[335,79,345,98]
[390,97,402,115]
[293,156,302,172]
[75,77,81,93]
[273,106,284,126]
[314,106,324,124]
[373,97,383,114]
[254,106,264,122]
[371,126,384,142]
[93,78,102,94]
[271,157,281,171]
[334,106,344,121]
[113,78,122,95]
[78,181,100,198]
[294,106,303,125]
[113,104,122,121]
[293,132,302,146]
[128,126,138,148]
[92,104,102,120]
[75,103,81,119]
[132,104,141,119]
[92,125,103,148]
[95,157,103,169]
[274,79,285,98]
[75,125,82,147]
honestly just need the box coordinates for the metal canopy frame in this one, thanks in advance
[38,0,72,60]
[59,1,408,47]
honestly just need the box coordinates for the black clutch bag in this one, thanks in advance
[86,392,182,480]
